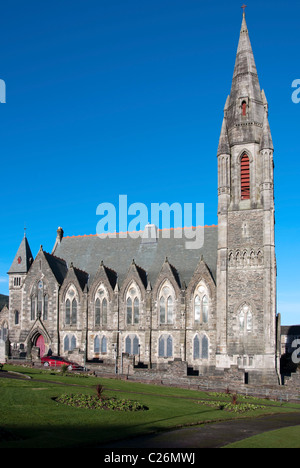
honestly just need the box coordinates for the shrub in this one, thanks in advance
[197,400,265,414]
[96,384,105,400]
[56,393,148,412]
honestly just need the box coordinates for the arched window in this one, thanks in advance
[127,297,132,325]
[158,335,173,358]
[167,297,173,324]
[71,299,77,325]
[159,283,175,325]
[242,100,247,116]
[125,334,139,355]
[193,334,209,360]
[202,296,209,324]
[201,335,209,359]
[37,289,43,317]
[95,298,101,326]
[194,295,201,323]
[64,335,70,351]
[133,335,139,355]
[65,299,71,324]
[194,335,200,359]
[239,304,253,333]
[101,336,107,354]
[71,335,76,350]
[94,286,109,327]
[102,298,108,325]
[14,310,19,325]
[193,283,210,324]
[125,335,131,354]
[134,298,139,325]
[94,335,100,353]
[126,285,140,325]
[241,153,250,200]
[65,287,79,326]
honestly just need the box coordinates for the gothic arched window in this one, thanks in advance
[94,335,100,353]
[242,100,247,116]
[71,335,76,350]
[102,298,108,325]
[101,336,107,354]
[65,299,71,324]
[158,334,173,358]
[202,296,209,323]
[125,334,139,355]
[65,286,79,326]
[193,334,209,360]
[64,335,69,351]
[126,284,140,325]
[95,298,101,326]
[94,285,109,327]
[14,310,19,325]
[239,304,253,333]
[241,153,250,200]
[194,283,210,324]
[71,299,77,325]
[159,283,175,324]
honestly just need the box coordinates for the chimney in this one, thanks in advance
[141,224,158,244]
[52,227,64,254]
[57,227,64,243]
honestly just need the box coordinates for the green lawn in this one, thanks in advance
[0,365,299,448]
[224,426,300,448]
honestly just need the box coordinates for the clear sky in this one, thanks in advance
[0,0,299,325]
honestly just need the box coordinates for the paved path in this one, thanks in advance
[102,412,300,448]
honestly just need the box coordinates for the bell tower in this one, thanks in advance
[216,10,278,382]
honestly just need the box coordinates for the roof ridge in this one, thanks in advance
[63,224,218,239]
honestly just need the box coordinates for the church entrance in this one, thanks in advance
[35,334,45,358]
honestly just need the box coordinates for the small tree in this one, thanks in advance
[61,364,68,375]
[96,384,105,401]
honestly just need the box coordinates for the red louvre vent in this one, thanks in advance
[241,154,250,200]
[242,101,247,116]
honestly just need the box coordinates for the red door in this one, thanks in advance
[36,335,45,358]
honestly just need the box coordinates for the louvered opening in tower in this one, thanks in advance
[241,154,250,200]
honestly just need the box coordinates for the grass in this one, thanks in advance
[1,364,300,448]
[224,426,300,448]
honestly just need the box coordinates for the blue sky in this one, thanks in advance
[0,0,299,325]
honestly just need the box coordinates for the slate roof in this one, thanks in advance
[281,326,300,337]
[53,225,218,289]
[43,251,69,286]
[8,236,33,274]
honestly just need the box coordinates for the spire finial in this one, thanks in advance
[241,4,247,15]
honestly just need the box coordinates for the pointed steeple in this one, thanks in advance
[260,110,274,151]
[8,234,33,274]
[217,117,230,156]
[226,10,264,145]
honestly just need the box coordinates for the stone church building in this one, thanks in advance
[1,12,280,384]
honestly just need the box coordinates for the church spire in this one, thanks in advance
[8,235,33,274]
[225,8,264,145]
